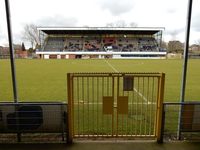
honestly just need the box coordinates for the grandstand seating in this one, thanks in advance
[43,36,159,52]
[44,37,64,51]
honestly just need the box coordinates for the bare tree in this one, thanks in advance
[106,22,114,27]
[161,41,167,49]
[22,24,40,49]
[115,20,127,27]
[194,39,200,51]
[168,40,184,53]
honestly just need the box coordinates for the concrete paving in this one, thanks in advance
[0,141,200,150]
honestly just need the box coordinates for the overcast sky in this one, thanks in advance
[0,0,200,47]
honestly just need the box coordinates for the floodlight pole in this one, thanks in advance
[178,0,193,140]
[5,0,18,103]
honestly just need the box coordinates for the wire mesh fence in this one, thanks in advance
[162,102,200,142]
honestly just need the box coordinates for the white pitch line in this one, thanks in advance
[104,59,150,103]
[133,88,149,104]
[104,59,119,73]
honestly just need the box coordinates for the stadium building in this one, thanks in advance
[36,27,167,59]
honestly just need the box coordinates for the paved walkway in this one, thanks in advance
[0,141,200,150]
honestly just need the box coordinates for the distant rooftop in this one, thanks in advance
[37,27,165,35]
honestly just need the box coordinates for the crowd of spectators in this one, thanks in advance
[44,36,159,52]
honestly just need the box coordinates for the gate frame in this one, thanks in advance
[67,72,165,143]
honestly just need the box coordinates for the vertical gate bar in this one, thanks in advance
[104,77,109,136]
[123,77,126,137]
[142,77,145,135]
[77,77,80,137]
[145,77,147,136]
[82,77,85,136]
[107,76,109,136]
[131,77,134,136]
[87,77,89,137]
[126,79,128,137]
[92,77,94,137]
[139,77,142,136]
[112,76,114,136]
[121,78,124,136]
[149,77,154,135]
[153,76,157,136]
[105,76,107,136]
[67,73,73,143]
[145,77,150,136]
[116,75,119,136]
[102,77,104,136]
[146,77,148,136]
[143,76,146,136]
[128,76,133,136]
[150,77,155,135]
[155,77,160,136]
[153,77,156,135]
[134,77,137,136]
[135,77,139,136]
[156,73,165,143]
[126,90,129,136]
[153,77,159,136]
[72,76,75,137]
[97,77,99,137]
[109,76,111,136]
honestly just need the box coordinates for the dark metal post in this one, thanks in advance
[5,0,21,142]
[158,104,165,143]
[5,0,18,103]
[178,0,193,140]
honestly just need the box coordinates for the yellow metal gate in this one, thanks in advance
[67,73,165,142]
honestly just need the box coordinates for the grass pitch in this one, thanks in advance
[0,59,200,102]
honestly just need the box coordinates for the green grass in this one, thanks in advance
[0,59,200,102]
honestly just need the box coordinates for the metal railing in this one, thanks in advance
[161,102,200,142]
[0,102,68,143]
[67,72,165,142]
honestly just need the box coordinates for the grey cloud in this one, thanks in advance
[99,0,134,16]
[34,15,78,27]
[12,15,78,46]
[166,8,177,14]
[0,33,4,40]
[13,33,23,44]
[0,28,5,39]
[0,27,8,45]
[166,28,185,40]
[167,28,185,36]
[192,14,200,32]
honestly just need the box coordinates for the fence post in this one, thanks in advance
[157,73,165,143]
[159,104,166,143]
[67,73,73,143]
